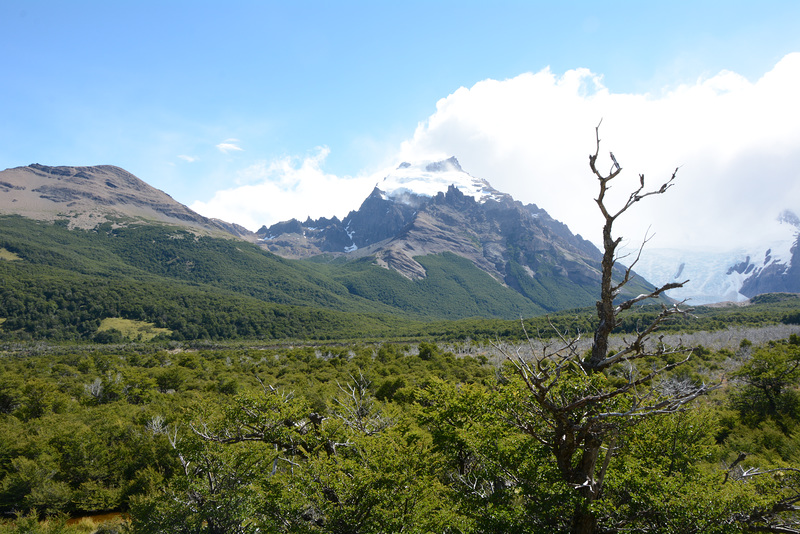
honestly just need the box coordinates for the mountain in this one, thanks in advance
[738,211,800,297]
[7,159,793,343]
[258,157,654,312]
[0,163,254,238]
[629,210,800,304]
[0,160,610,343]
[0,164,419,341]
[0,157,664,345]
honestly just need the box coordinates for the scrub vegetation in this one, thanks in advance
[0,336,799,533]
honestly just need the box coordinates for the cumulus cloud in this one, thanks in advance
[396,53,800,251]
[193,54,800,253]
[216,139,244,153]
[190,147,378,231]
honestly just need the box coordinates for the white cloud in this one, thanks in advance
[193,54,800,253]
[396,53,800,251]
[190,147,378,231]
[177,154,197,162]
[216,139,244,154]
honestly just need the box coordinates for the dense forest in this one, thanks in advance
[1,332,800,533]
[0,215,552,341]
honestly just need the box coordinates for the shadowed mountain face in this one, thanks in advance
[0,164,253,238]
[738,238,800,297]
[735,211,800,298]
[257,159,653,311]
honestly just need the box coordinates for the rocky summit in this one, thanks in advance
[257,158,653,311]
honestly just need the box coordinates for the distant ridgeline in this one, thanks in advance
[1,161,798,342]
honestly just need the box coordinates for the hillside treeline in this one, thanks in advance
[4,216,800,345]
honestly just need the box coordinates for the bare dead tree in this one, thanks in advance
[723,464,800,533]
[333,371,393,436]
[587,121,688,373]
[500,123,711,534]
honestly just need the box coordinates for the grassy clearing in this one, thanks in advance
[97,317,172,341]
[66,511,127,531]
[0,248,21,261]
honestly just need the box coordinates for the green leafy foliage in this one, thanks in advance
[319,252,548,319]
[2,336,798,532]
[0,341,796,529]
[0,217,571,344]
[731,340,800,423]
[0,216,798,343]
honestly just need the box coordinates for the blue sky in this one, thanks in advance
[2,1,800,251]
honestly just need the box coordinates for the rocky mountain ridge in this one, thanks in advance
[0,160,618,319]
[5,160,793,307]
[257,158,651,311]
[0,164,253,238]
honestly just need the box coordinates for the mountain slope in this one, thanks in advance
[0,162,575,323]
[310,252,549,319]
[0,214,408,315]
[0,159,658,340]
[260,158,654,312]
[0,164,254,238]
[0,215,423,341]
[738,213,800,297]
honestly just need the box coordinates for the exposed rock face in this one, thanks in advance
[343,188,422,249]
[0,164,255,239]
[630,210,800,304]
[719,210,800,300]
[257,159,625,308]
[739,239,800,297]
[362,185,601,284]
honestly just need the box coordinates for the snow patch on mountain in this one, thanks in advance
[631,249,755,304]
[344,223,357,252]
[378,157,505,204]
[627,212,799,304]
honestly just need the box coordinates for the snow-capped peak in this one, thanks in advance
[377,157,504,204]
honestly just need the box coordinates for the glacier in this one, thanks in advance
[626,217,798,304]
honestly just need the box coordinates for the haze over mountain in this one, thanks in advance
[633,211,800,304]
